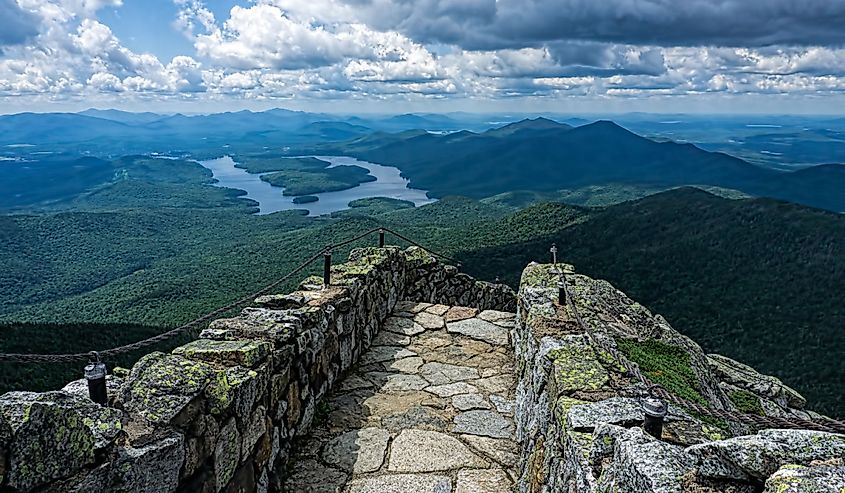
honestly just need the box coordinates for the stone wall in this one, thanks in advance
[0,246,515,493]
[511,262,845,493]
[402,247,517,312]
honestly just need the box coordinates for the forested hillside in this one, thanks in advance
[311,119,845,212]
[1,154,842,415]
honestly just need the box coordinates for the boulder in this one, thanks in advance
[204,307,299,346]
[112,434,185,493]
[687,429,845,482]
[597,427,694,493]
[707,354,806,409]
[0,391,98,491]
[763,461,845,493]
[123,352,218,425]
[173,339,272,368]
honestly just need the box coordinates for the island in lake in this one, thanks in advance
[234,156,377,196]
[292,195,319,204]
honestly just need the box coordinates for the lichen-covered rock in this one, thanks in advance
[123,352,219,425]
[7,390,123,450]
[707,354,807,410]
[61,375,125,403]
[687,429,845,482]
[561,396,693,434]
[403,246,439,268]
[763,462,845,492]
[253,293,306,309]
[0,391,97,491]
[513,262,736,493]
[597,427,694,493]
[173,339,272,368]
[563,397,644,431]
[215,418,241,490]
[204,307,299,346]
[206,364,267,417]
[112,433,185,493]
[559,428,596,491]
[548,335,609,393]
[241,406,269,458]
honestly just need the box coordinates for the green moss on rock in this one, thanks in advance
[616,338,707,406]
[728,389,765,416]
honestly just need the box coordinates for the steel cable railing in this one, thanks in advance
[0,226,453,363]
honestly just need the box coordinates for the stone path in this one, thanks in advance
[285,301,518,493]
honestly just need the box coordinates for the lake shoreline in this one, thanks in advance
[198,155,434,216]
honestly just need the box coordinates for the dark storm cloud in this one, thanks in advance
[367,0,845,50]
[0,0,39,46]
[547,42,667,77]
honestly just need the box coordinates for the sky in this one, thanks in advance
[2,0,845,114]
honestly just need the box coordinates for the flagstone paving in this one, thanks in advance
[285,302,518,493]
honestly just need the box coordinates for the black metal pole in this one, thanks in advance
[323,249,332,287]
[378,228,385,247]
[642,397,667,439]
[85,352,108,406]
[558,277,567,305]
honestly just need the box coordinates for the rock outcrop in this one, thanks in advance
[512,262,844,493]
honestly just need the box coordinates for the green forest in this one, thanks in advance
[0,156,843,416]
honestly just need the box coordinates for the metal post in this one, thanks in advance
[558,276,567,305]
[550,243,558,265]
[378,228,385,248]
[456,263,462,273]
[323,248,332,287]
[85,352,108,406]
[642,396,667,439]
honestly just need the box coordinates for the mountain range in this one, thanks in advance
[2,110,845,212]
[317,117,845,212]
[0,109,479,151]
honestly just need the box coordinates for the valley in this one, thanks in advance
[1,110,844,418]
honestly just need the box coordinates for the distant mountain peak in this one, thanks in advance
[509,117,568,129]
[569,119,638,137]
[588,119,625,129]
[486,117,571,136]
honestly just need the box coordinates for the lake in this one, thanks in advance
[199,155,434,216]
